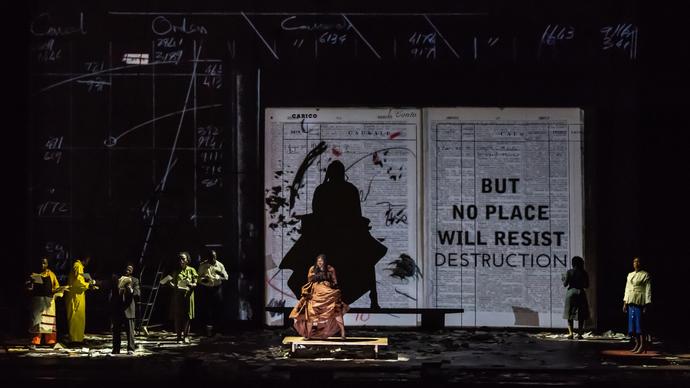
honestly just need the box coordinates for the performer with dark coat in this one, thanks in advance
[110,263,140,354]
[280,160,387,308]
[562,256,590,339]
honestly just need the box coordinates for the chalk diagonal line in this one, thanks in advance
[138,44,203,265]
[341,14,381,60]
[161,44,202,187]
[35,61,176,94]
[241,12,279,60]
[423,14,460,59]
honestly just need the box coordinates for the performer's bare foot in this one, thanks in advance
[633,337,646,354]
[630,338,640,353]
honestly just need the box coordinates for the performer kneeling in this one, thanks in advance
[289,254,349,339]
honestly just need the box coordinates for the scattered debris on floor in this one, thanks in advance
[1,328,688,371]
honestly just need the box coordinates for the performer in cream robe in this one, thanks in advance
[623,256,652,353]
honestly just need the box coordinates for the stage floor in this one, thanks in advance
[1,328,689,387]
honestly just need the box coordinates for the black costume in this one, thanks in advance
[562,268,590,321]
[109,274,140,353]
[280,161,387,307]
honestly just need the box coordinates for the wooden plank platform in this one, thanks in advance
[282,336,388,354]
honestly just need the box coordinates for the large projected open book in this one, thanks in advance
[264,107,584,328]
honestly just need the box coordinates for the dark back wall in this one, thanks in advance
[4,0,688,341]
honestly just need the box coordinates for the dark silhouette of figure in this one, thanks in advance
[562,256,590,339]
[109,263,140,354]
[280,160,387,308]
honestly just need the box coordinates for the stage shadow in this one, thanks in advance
[280,160,387,306]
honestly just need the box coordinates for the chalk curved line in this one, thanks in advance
[34,61,177,95]
[111,103,223,144]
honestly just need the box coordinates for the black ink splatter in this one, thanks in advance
[347,147,411,191]
[265,143,328,234]
[372,151,383,167]
[377,201,408,226]
[267,298,286,317]
[265,185,287,216]
[386,253,422,280]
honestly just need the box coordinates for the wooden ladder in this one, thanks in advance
[136,261,164,335]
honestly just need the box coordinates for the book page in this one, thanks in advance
[264,108,422,326]
[425,108,584,328]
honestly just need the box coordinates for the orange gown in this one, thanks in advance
[289,265,349,339]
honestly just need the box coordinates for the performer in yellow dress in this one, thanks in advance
[65,256,96,344]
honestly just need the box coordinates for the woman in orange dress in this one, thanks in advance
[289,254,349,339]
[26,257,62,346]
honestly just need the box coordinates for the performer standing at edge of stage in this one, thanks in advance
[164,252,198,344]
[623,256,652,354]
[290,254,349,339]
[26,257,66,346]
[65,255,98,346]
[198,249,228,337]
[562,256,590,339]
